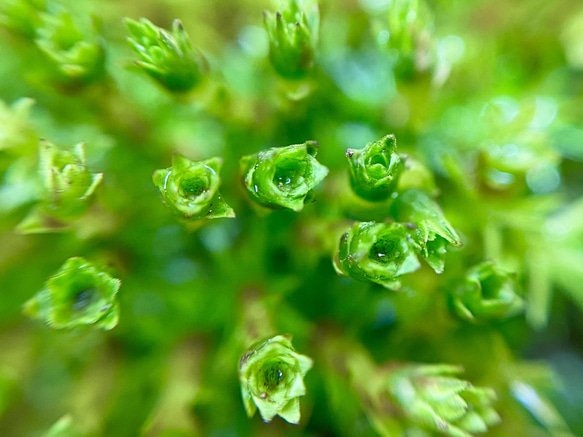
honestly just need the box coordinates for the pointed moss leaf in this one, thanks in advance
[44,415,80,437]
[263,0,319,79]
[239,334,313,424]
[387,364,499,437]
[346,134,404,201]
[391,188,462,273]
[125,17,207,93]
[419,376,471,401]
[16,206,69,234]
[0,98,36,151]
[0,0,46,39]
[35,9,105,86]
[23,257,121,330]
[333,222,420,290]
[278,398,301,424]
[450,261,524,323]
[153,155,235,221]
[456,411,487,434]
[240,141,328,212]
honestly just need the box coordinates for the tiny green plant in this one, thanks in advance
[391,188,463,273]
[125,17,207,93]
[240,141,329,212]
[346,134,403,202]
[334,221,421,290]
[17,140,102,233]
[23,256,121,330]
[382,364,500,437]
[450,261,524,323]
[263,0,319,80]
[0,0,580,436]
[239,335,313,424]
[153,155,235,220]
[35,8,106,88]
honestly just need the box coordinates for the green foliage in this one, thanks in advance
[0,97,36,152]
[239,334,312,424]
[240,141,328,212]
[334,221,420,290]
[23,256,121,330]
[450,261,524,324]
[391,188,462,273]
[125,17,207,93]
[386,365,500,437]
[35,8,106,87]
[44,415,80,437]
[346,134,403,202]
[0,0,46,39]
[17,140,102,233]
[263,0,319,79]
[153,155,234,220]
[384,0,433,57]
[0,0,582,436]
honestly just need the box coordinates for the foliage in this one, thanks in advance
[0,0,582,436]
[152,155,234,220]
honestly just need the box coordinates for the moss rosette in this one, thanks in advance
[346,134,404,201]
[126,17,207,93]
[239,335,313,424]
[451,261,524,323]
[388,364,500,437]
[23,257,121,330]
[35,11,106,85]
[391,188,462,273]
[240,141,329,212]
[153,155,235,220]
[334,221,421,290]
[263,0,319,80]
[40,140,103,220]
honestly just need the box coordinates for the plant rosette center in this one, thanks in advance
[172,168,216,206]
[241,142,328,212]
[50,274,113,325]
[239,335,313,423]
[248,355,298,401]
[335,222,420,289]
[24,257,121,330]
[153,156,234,220]
[271,157,309,194]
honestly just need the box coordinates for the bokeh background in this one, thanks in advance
[1,0,583,435]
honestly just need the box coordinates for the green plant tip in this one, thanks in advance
[391,188,462,273]
[451,261,524,323]
[125,17,208,93]
[346,134,404,201]
[334,221,420,290]
[384,364,500,437]
[263,0,319,79]
[33,140,103,222]
[240,141,328,212]
[23,257,121,330]
[153,155,235,220]
[35,9,106,86]
[239,334,313,424]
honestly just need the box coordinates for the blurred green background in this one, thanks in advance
[1,0,583,435]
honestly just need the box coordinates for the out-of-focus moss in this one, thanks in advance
[0,0,581,436]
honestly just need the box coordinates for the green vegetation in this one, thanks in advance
[0,0,582,436]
